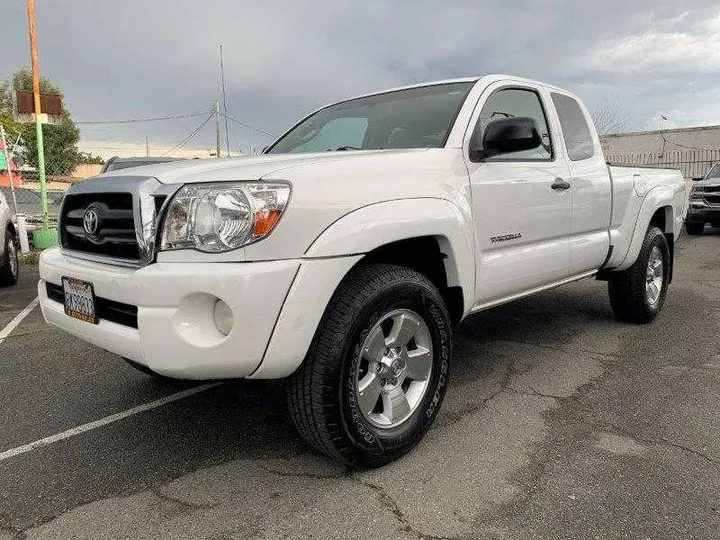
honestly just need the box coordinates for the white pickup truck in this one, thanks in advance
[39,75,686,466]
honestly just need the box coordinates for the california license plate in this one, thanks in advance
[62,277,98,324]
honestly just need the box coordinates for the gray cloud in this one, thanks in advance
[1,0,718,154]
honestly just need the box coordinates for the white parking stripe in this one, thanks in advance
[0,382,222,462]
[0,296,39,346]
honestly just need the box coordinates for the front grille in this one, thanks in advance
[60,193,139,261]
[705,194,720,205]
[46,282,138,329]
[703,185,720,193]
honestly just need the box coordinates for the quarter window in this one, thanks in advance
[473,88,553,161]
[551,93,595,161]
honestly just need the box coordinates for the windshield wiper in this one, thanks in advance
[330,146,362,151]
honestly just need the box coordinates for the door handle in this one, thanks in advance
[551,178,571,191]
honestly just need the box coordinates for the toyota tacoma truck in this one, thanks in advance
[39,75,686,466]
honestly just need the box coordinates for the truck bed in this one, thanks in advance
[605,165,687,270]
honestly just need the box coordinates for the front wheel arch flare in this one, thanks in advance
[303,198,475,315]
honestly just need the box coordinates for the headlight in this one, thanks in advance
[160,182,291,253]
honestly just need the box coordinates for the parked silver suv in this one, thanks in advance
[0,189,19,286]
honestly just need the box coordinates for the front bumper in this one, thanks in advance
[687,201,720,223]
[38,248,299,379]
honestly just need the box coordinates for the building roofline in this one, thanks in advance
[603,124,720,138]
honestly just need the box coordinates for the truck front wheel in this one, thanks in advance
[608,226,669,324]
[286,263,452,467]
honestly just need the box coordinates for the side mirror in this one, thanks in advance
[470,117,542,161]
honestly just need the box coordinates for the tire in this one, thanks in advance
[608,226,669,324]
[685,221,704,235]
[287,263,452,468]
[0,228,19,287]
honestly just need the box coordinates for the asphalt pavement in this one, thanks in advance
[0,232,718,540]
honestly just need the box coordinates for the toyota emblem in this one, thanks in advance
[83,208,100,236]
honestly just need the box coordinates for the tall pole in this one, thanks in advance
[214,101,221,158]
[220,45,230,157]
[145,133,149,157]
[26,0,48,230]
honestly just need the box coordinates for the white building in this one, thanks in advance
[601,125,720,180]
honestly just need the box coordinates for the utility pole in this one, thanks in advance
[220,45,230,157]
[26,0,55,248]
[214,101,221,158]
[145,133,149,157]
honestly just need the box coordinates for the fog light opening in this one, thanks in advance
[213,299,234,336]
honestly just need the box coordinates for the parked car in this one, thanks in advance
[0,186,61,234]
[0,189,19,286]
[686,161,720,235]
[100,156,183,173]
[39,75,686,466]
[48,191,66,205]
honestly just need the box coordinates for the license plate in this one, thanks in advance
[62,277,98,324]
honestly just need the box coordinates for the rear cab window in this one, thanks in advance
[551,93,595,161]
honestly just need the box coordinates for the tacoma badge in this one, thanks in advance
[490,233,522,243]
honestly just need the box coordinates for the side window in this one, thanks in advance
[289,117,368,153]
[473,88,552,161]
[551,93,595,161]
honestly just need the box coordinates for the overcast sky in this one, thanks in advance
[2,0,719,155]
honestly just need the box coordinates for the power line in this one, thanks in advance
[76,112,208,125]
[658,131,720,153]
[220,112,276,138]
[161,113,215,156]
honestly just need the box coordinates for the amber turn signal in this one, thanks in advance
[252,209,283,237]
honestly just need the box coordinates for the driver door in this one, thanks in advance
[465,83,572,307]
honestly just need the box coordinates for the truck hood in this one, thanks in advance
[98,147,469,262]
[693,178,720,189]
[99,150,418,185]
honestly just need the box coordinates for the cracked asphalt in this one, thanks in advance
[1,231,719,539]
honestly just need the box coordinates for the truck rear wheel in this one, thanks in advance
[286,263,452,467]
[685,221,704,235]
[608,226,669,324]
[0,229,19,287]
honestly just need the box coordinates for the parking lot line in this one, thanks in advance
[0,382,222,462]
[0,296,39,346]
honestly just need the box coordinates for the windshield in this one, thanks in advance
[0,187,41,204]
[706,163,720,180]
[266,82,474,154]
